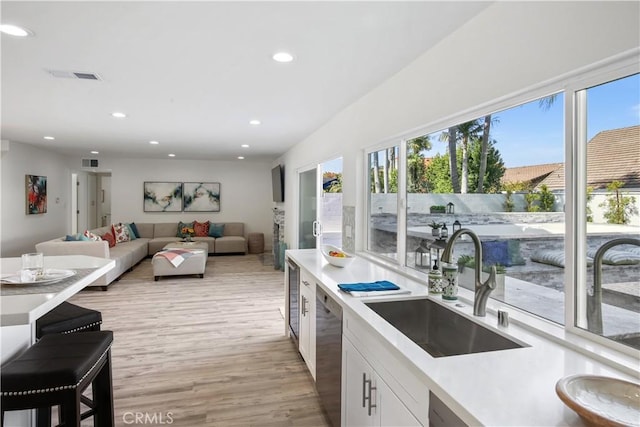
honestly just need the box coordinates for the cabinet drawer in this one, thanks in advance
[344,311,429,424]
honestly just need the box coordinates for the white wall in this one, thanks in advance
[0,142,71,256]
[1,144,276,256]
[96,157,275,245]
[278,1,640,249]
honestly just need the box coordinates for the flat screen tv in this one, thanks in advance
[271,165,284,202]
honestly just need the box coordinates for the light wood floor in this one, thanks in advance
[70,254,329,427]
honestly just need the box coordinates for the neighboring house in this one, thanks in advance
[502,125,640,191]
[539,125,640,191]
[501,163,563,189]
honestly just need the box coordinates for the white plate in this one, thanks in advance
[556,375,640,427]
[0,269,76,285]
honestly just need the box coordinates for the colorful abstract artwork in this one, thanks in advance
[26,175,47,214]
[183,182,221,212]
[143,182,183,212]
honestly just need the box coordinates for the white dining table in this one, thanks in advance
[0,254,115,426]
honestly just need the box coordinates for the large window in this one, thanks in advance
[401,94,565,324]
[365,62,639,352]
[367,147,399,261]
[575,73,640,349]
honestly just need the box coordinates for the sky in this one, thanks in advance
[322,72,639,173]
[429,73,639,168]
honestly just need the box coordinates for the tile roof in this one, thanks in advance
[502,163,563,188]
[538,125,639,190]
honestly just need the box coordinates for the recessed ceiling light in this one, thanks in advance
[111,112,126,118]
[149,140,159,145]
[249,120,261,126]
[43,136,55,140]
[90,151,99,154]
[241,144,250,148]
[168,153,176,157]
[272,52,294,63]
[0,24,33,37]
[237,156,245,160]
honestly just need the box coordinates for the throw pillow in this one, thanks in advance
[481,240,510,267]
[586,249,640,265]
[531,250,594,268]
[112,223,131,243]
[209,223,225,238]
[128,222,141,238]
[507,240,526,266]
[125,223,137,240]
[101,232,116,248]
[531,250,566,268]
[65,234,82,241]
[83,230,102,241]
[193,220,210,237]
[177,221,195,238]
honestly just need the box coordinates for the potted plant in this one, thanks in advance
[482,263,506,297]
[430,205,446,214]
[428,221,442,237]
[457,255,475,290]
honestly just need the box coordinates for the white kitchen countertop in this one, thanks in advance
[1,255,115,326]
[286,249,640,427]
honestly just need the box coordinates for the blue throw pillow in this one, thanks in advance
[208,223,225,238]
[482,240,510,267]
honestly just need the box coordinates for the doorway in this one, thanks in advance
[297,158,343,249]
[70,172,111,233]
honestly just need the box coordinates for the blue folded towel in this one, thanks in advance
[338,280,400,293]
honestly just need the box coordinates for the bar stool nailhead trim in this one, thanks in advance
[0,347,110,397]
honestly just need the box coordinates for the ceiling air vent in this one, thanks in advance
[82,159,99,168]
[46,69,101,80]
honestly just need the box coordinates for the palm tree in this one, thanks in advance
[452,121,483,193]
[372,152,381,193]
[477,115,500,193]
[446,127,460,193]
[407,135,432,192]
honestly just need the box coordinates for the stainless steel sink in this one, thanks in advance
[365,298,527,357]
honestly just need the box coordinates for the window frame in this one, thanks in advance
[362,48,639,356]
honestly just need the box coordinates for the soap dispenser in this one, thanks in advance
[441,262,458,301]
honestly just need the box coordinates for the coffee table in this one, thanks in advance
[152,241,208,281]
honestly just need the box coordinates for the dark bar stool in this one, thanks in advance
[1,331,114,427]
[36,301,102,339]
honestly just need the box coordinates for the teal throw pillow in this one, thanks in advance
[65,233,89,241]
[209,223,225,238]
[125,223,137,240]
[507,240,526,266]
[128,222,141,238]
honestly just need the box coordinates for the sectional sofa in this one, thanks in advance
[35,222,247,290]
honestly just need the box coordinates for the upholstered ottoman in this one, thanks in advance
[152,242,208,281]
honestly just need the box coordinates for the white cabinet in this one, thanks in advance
[299,270,316,378]
[343,336,421,427]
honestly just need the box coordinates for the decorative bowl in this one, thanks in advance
[321,244,355,268]
[555,374,640,427]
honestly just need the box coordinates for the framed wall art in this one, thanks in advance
[143,182,183,212]
[183,182,220,212]
[26,174,47,214]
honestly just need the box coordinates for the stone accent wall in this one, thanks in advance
[342,205,355,253]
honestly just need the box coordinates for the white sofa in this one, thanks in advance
[35,222,247,290]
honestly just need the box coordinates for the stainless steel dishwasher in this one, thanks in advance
[315,286,342,427]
